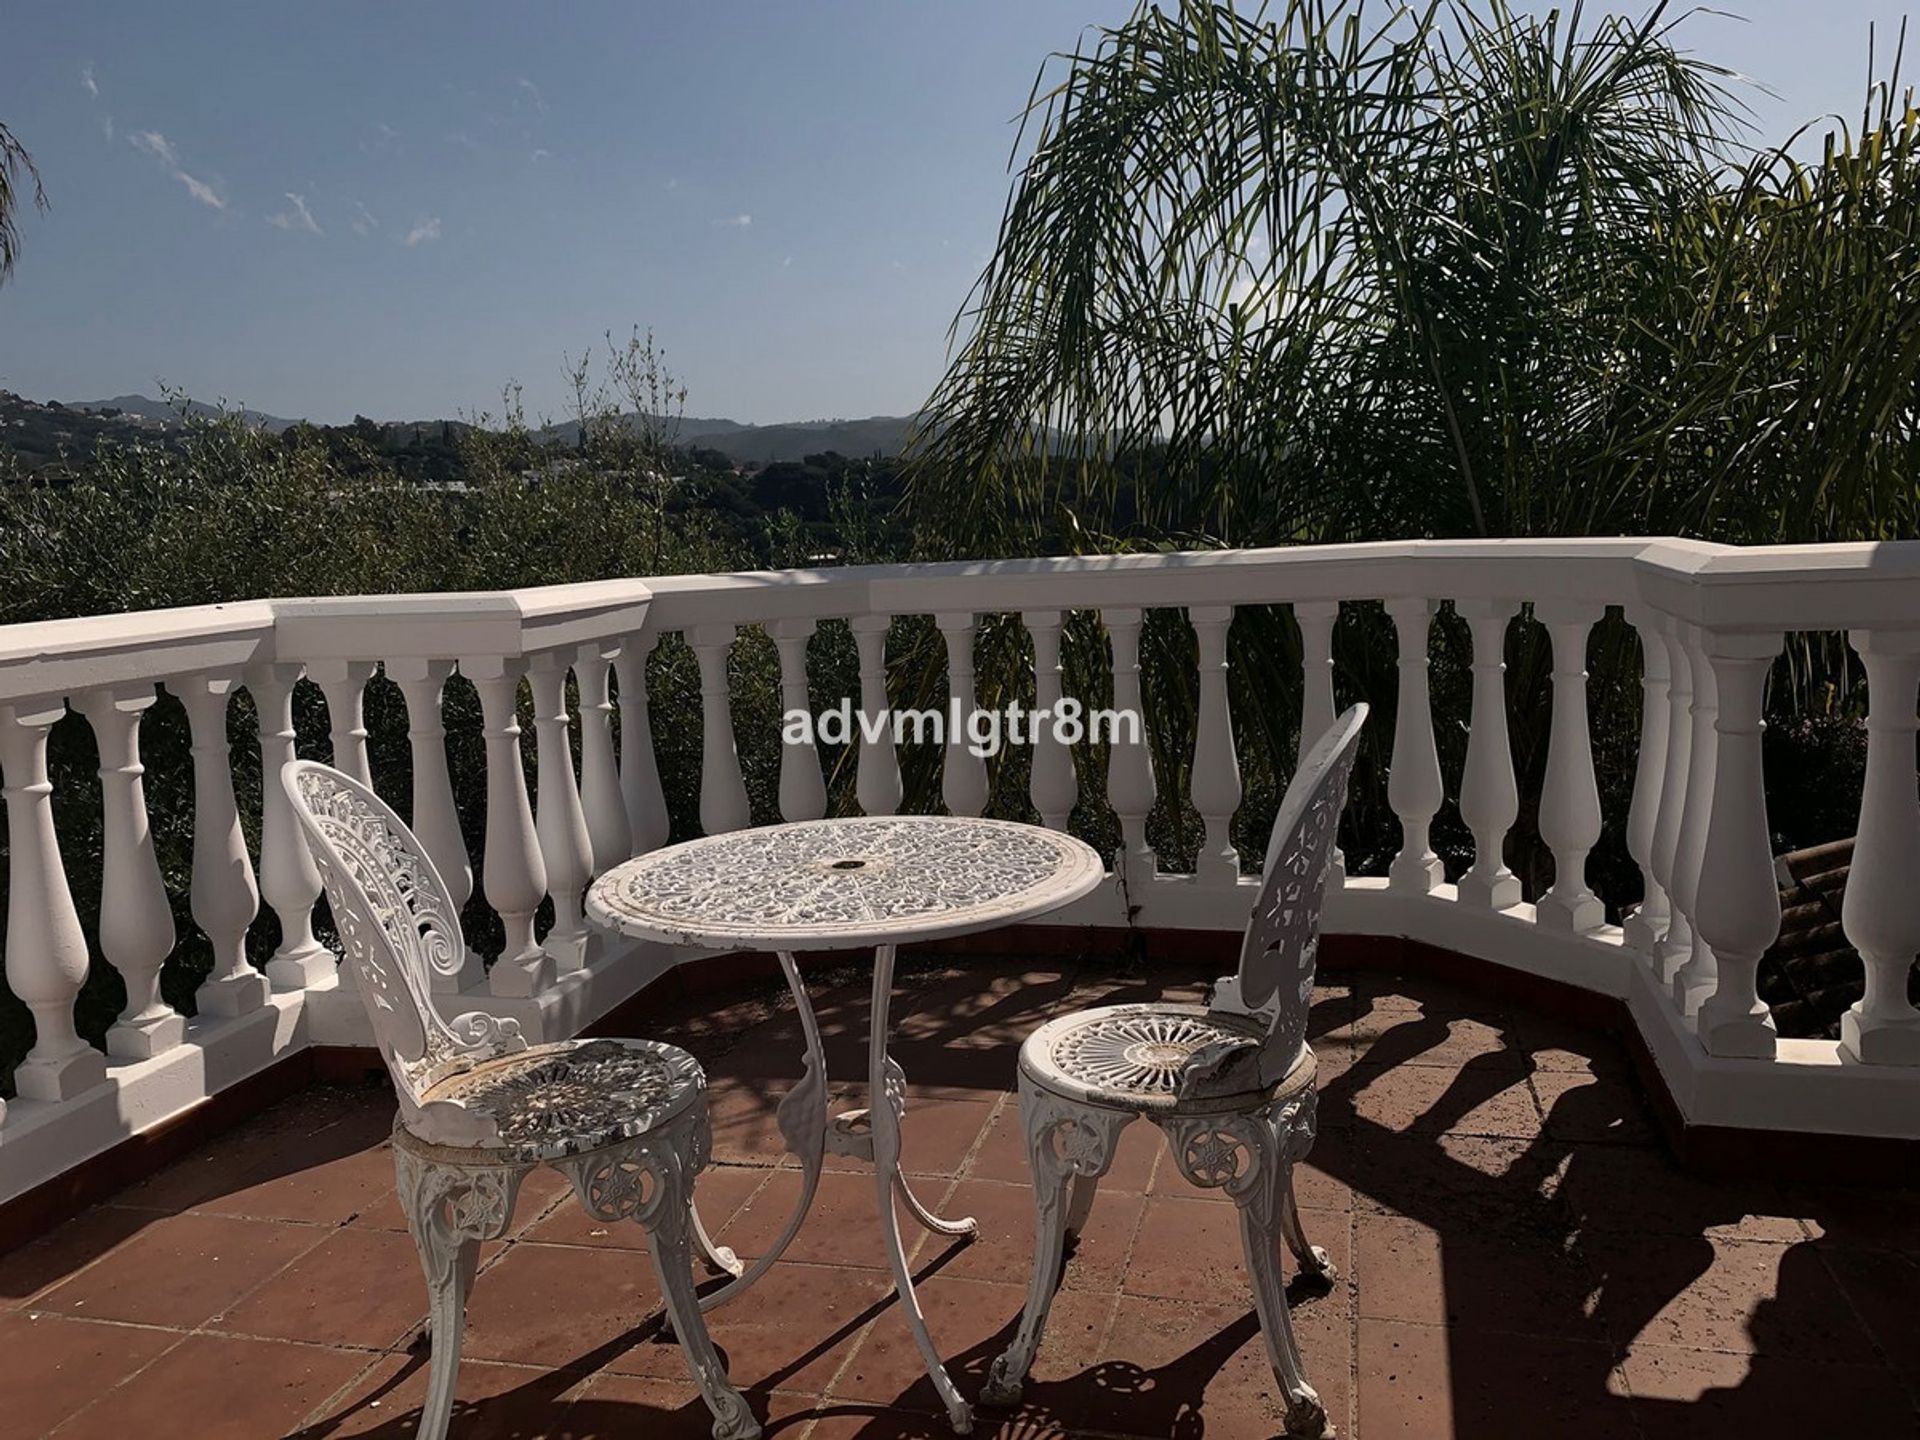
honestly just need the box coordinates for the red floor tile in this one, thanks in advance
[53,1333,373,1440]
[1615,1346,1920,1440]
[220,1225,431,1349]
[4,961,1914,1440]
[0,1311,180,1435]
[33,1211,328,1329]
[1357,1318,1627,1439]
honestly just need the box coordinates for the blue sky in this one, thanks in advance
[0,2,1910,425]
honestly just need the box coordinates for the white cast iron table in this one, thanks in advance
[586,815,1107,1433]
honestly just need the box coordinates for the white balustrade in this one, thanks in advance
[614,632,670,855]
[1839,629,1920,1064]
[179,675,270,1017]
[11,541,1920,1195]
[690,624,753,834]
[1670,629,1722,1015]
[0,703,110,1099]
[1648,620,1696,981]
[850,613,902,817]
[1104,607,1157,894]
[575,642,633,869]
[465,657,554,997]
[1296,600,1344,883]
[527,650,595,971]
[936,612,989,819]
[1622,610,1673,953]
[389,657,479,993]
[248,664,335,990]
[1534,601,1605,932]
[1386,598,1444,894]
[1189,606,1241,884]
[772,619,828,822]
[1455,599,1521,908]
[1025,609,1077,831]
[309,659,376,786]
[1694,630,1783,1058]
[76,687,185,1059]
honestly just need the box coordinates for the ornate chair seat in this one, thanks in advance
[419,1037,703,1164]
[1021,1003,1311,1113]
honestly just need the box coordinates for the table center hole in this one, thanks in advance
[829,858,867,871]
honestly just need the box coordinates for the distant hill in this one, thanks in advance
[55,395,918,466]
[71,394,301,432]
[679,414,916,464]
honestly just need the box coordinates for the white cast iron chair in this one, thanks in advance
[981,705,1367,1438]
[283,761,759,1440]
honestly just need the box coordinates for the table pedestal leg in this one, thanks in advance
[869,943,974,1434]
[697,951,829,1314]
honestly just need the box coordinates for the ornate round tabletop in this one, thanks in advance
[586,815,1107,951]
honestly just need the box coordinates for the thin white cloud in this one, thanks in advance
[404,215,441,247]
[176,172,226,211]
[266,191,322,235]
[129,129,179,166]
[782,255,793,268]
[80,64,98,98]
[129,129,227,211]
[101,116,114,143]
[714,213,751,228]
[350,201,378,236]
[531,147,551,163]
[517,77,547,114]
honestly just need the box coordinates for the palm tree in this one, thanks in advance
[894,0,1918,905]
[904,0,1920,556]
[0,121,46,286]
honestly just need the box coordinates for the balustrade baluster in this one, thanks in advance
[690,624,753,834]
[575,642,633,869]
[389,657,479,993]
[528,651,595,971]
[465,657,554,997]
[1104,608,1157,894]
[1296,600,1344,883]
[1839,630,1920,1064]
[936,613,989,819]
[849,614,902,817]
[1025,610,1077,831]
[180,676,270,1017]
[248,664,334,990]
[1671,629,1721,1015]
[614,632,670,855]
[1456,599,1521,908]
[1535,601,1605,931]
[1649,620,1696,981]
[310,659,375,786]
[1386,598,1444,894]
[772,619,828,822]
[1622,610,1673,953]
[1695,631,1783,1058]
[1190,606,1241,885]
[0,702,110,1099]
[76,687,185,1059]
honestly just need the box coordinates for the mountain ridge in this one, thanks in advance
[62,394,918,464]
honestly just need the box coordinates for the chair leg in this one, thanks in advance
[562,1119,761,1440]
[1161,1097,1332,1438]
[981,1081,1132,1407]
[393,1145,525,1440]
[1280,1174,1337,1285]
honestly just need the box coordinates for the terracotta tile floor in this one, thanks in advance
[5,957,1917,1439]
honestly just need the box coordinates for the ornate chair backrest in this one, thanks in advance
[1183,704,1367,1101]
[283,760,524,1144]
